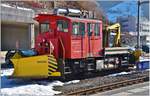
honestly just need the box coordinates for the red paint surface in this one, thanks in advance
[34,14,103,59]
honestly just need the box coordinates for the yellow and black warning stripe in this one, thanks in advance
[48,54,58,75]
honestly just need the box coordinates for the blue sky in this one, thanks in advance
[99,0,149,21]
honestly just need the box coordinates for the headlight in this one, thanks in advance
[42,39,46,42]
[38,43,42,46]
[45,42,49,47]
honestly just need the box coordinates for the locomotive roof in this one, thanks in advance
[66,16,102,23]
[36,14,102,23]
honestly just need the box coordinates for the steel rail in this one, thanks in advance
[65,75,149,95]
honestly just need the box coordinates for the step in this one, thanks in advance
[64,67,71,74]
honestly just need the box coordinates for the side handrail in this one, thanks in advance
[59,36,65,63]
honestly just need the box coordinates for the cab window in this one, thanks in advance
[57,20,68,32]
[40,21,50,33]
[79,22,85,36]
[72,22,80,35]
[72,22,85,36]
[87,23,93,36]
[94,23,100,36]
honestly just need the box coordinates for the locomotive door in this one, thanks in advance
[79,22,85,58]
[87,23,93,57]
[71,22,86,58]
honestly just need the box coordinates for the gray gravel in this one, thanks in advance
[54,70,149,94]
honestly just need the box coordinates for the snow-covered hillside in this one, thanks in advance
[107,1,143,22]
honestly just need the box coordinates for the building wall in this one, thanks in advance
[140,20,150,36]
[117,16,137,33]
[1,23,30,50]
[117,16,150,46]
[1,22,39,51]
[117,16,150,35]
[1,3,38,51]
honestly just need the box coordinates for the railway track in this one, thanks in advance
[59,70,149,95]
[66,76,148,95]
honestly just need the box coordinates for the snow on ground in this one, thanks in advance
[108,71,133,77]
[0,68,135,95]
[1,81,63,96]
[1,69,14,76]
[1,3,12,8]
[1,69,80,96]
[64,80,80,85]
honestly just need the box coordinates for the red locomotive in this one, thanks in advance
[7,8,131,79]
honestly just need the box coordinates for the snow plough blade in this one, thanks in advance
[10,53,61,78]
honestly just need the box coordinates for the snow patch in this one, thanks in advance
[16,6,33,11]
[1,3,12,8]
[1,3,33,11]
[108,71,131,76]
[1,83,61,96]
[1,68,80,95]
[65,80,80,85]
[1,79,63,95]
[1,68,63,95]
[1,68,14,76]
[50,81,64,86]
